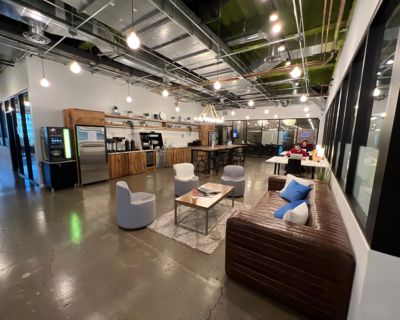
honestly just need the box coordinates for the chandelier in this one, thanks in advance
[194,104,224,124]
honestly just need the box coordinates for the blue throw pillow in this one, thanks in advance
[274,200,309,219]
[280,180,313,202]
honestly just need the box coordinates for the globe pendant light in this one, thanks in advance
[127,0,140,49]
[248,99,254,106]
[290,66,301,78]
[304,106,309,112]
[214,80,221,90]
[40,58,49,87]
[162,89,169,97]
[300,94,308,102]
[264,108,269,114]
[274,106,278,118]
[126,82,132,102]
[70,61,81,74]
[231,110,235,116]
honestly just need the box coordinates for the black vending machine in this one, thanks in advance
[40,127,78,191]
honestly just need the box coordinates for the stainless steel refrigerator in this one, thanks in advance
[76,126,109,185]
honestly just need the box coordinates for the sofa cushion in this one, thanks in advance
[274,200,309,219]
[251,190,289,218]
[283,202,309,225]
[280,180,313,202]
[279,174,314,193]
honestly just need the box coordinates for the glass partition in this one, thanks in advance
[246,120,262,156]
[278,119,297,152]
[261,119,279,156]
[232,120,246,144]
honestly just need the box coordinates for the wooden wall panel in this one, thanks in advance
[72,109,105,126]
[174,148,184,164]
[183,148,191,163]
[108,153,129,179]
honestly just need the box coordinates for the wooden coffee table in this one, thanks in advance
[174,183,235,235]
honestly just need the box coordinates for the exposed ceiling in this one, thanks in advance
[0,0,356,110]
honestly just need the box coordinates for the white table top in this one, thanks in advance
[266,156,326,167]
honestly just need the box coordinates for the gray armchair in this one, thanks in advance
[221,165,245,197]
[173,163,199,196]
[116,181,156,229]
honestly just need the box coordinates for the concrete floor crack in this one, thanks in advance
[42,248,54,287]
[206,283,225,320]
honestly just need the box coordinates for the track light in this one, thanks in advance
[162,89,169,97]
[214,80,221,90]
[127,31,140,49]
[290,67,301,78]
[70,61,81,74]
[304,106,309,112]
[264,109,269,114]
[270,13,278,21]
[248,99,254,107]
[373,88,381,97]
[273,24,281,33]
[300,95,308,102]
[231,111,235,116]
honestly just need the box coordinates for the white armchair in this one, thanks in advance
[173,163,199,196]
[116,181,156,229]
[221,165,245,197]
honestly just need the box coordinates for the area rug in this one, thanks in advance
[147,199,252,254]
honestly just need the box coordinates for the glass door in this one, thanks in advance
[246,120,262,157]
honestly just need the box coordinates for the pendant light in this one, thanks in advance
[175,98,180,112]
[231,110,235,116]
[274,106,278,118]
[273,24,281,33]
[248,86,254,106]
[270,13,278,21]
[300,94,308,102]
[290,67,301,78]
[69,15,81,74]
[40,58,49,87]
[126,82,132,102]
[285,58,291,66]
[214,6,222,90]
[162,89,169,97]
[127,0,140,49]
[70,61,81,74]
[304,106,309,112]
[264,108,269,114]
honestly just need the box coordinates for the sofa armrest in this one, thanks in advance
[226,210,355,320]
[267,175,287,191]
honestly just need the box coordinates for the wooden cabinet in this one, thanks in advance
[183,148,191,163]
[166,149,174,168]
[108,153,129,179]
[128,152,146,174]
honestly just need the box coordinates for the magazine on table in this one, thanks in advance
[197,187,221,196]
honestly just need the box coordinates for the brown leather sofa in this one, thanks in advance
[226,175,355,320]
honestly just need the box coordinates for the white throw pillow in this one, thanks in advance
[278,174,314,193]
[283,202,309,225]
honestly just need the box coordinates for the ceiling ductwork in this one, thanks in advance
[264,43,281,64]
[22,18,50,44]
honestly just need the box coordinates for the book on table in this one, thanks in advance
[197,187,221,195]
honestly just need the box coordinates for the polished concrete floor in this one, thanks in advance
[0,158,308,320]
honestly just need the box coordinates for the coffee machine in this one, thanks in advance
[41,127,72,162]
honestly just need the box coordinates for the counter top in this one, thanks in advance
[108,150,155,154]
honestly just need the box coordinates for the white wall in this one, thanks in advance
[0,59,29,101]
[0,145,12,171]
[24,56,204,185]
[327,0,381,107]
[325,1,400,319]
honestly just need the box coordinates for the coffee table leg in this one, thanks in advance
[205,210,209,235]
[174,202,177,225]
[274,163,277,174]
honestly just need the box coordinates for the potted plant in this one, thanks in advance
[128,121,135,135]
[127,111,134,117]
[144,113,150,118]
[141,120,147,126]
[188,125,192,132]
[187,117,191,123]
[112,106,119,114]
[314,164,331,186]
[171,116,176,121]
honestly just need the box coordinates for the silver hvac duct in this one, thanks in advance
[264,43,281,64]
[22,18,50,44]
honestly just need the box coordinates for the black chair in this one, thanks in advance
[286,159,302,176]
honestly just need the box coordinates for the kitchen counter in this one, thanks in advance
[107,150,155,154]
